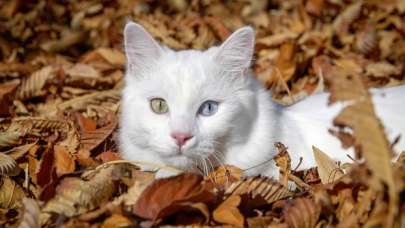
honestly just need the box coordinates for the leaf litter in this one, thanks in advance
[1,0,405,227]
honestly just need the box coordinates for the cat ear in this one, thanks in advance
[213,26,255,76]
[124,22,164,75]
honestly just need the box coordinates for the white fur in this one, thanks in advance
[120,22,405,180]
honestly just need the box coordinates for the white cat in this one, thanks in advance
[120,22,405,180]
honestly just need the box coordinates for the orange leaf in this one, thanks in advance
[54,145,76,175]
[213,195,244,227]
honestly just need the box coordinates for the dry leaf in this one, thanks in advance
[226,176,293,208]
[0,175,25,210]
[0,132,22,149]
[57,89,121,110]
[42,164,127,217]
[312,146,344,184]
[112,180,145,206]
[3,140,38,159]
[81,115,117,151]
[326,66,397,227]
[54,145,75,175]
[284,198,321,228]
[133,173,217,220]
[16,66,54,101]
[206,164,244,186]
[0,152,21,176]
[213,195,244,227]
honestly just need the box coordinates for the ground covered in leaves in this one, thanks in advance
[1,0,405,227]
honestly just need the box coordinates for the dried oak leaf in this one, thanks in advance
[81,115,117,152]
[326,66,396,227]
[0,175,25,210]
[312,146,344,184]
[355,20,376,54]
[41,164,127,218]
[0,152,21,176]
[133,173,217,221]
[15,198,42,228]
[206,164,244,186]
[284,198,321,228]
[16,65,54,101]
[225,176,293,208]
[213,195,244,227]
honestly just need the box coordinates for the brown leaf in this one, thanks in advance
[0,82,19,116]
[326,66,397,227]
[36,144,58,202]
[58,116,80,158]
[213,195,244,227]
[97,151,122,163]
[133,173,217,220]
[332,2,362,34]
[42,164,126,217]
[274,142,292,189]
[75,112,97,132]
[3,139,38,160]
[0,175,25,210]
[284,198,321,228]
[313,146,345,184]
[112,180,145,206]
[16,66,54,101]
[102,214,133,228]
[0,152,21,176]
[54,145,75,175]
[0,132,22,149]
[206,164,244,186]
[393,151,405,170]
[226,176,293,208]
[81,115,117,152]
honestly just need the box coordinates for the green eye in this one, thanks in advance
[151,98,168,114]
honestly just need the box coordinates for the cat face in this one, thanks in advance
[120,22,255,172]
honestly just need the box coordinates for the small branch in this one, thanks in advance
[273,64,295,104]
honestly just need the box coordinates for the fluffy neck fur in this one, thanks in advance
[120,22,405,179]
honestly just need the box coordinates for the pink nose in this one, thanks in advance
[171,132,192,147]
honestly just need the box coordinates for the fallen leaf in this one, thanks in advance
[54,145,75,175]
[213,195,244,227]
[0,175,25,210]
[312,146,345,184]
[284,198,321,228]
[133,173,217,220]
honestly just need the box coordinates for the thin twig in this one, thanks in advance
[273,64,295,104]
[347,154,360,164]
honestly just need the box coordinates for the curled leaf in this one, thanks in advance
[312,146,344,184]
[0,152,21,176]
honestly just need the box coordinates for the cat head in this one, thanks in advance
[120,22,258,172]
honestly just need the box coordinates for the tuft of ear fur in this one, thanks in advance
[124,22,164,75]
[213,26,255,76]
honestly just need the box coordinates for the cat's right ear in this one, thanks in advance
[124,22,164,75]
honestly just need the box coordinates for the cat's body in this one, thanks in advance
[120,22,405,180]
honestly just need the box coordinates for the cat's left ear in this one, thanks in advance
[124,22,165,76]
[213,26,255,76]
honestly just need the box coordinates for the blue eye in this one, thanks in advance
[199,100,218,116]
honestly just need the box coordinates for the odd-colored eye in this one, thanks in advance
[151,98,168,114]
[199,100,218,116]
